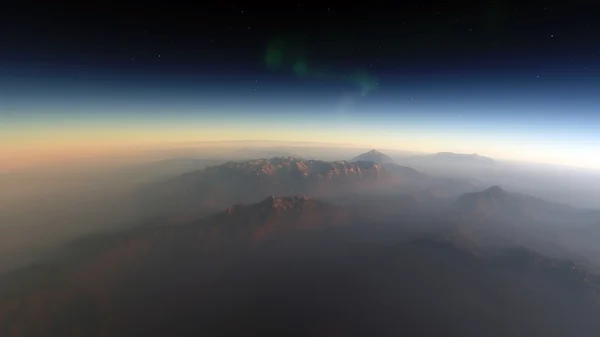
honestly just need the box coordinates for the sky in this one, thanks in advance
[1,3,600,170]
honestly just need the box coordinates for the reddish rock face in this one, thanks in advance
[146,157,388,211]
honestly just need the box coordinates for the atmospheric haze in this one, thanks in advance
[3,3,600,337]
[2,146,600,337]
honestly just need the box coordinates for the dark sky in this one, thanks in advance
[2,2,599,74]
[2,3,600,168]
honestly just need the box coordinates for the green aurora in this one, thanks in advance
[265,37,378,96]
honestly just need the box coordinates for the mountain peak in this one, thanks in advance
[224,196,319,216]
[456,186,509,205]
[218,196,347,241]
[351,149,393,164]
[451,186,522,222]
[260,195,314,210]
[484,185,506,196]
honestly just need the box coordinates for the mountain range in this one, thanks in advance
[141,156,383,213]
[420,152,496,166]
[140,153,476,214]
[3,150,600,337]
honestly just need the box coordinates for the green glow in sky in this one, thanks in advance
[265,37,378,95]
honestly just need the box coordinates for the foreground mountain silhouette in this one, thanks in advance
[351,149,394,164]
[2,195,600,337]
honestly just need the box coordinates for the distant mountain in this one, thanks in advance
[400,152,496,174]
[452,185,523,220]
[351,149,394,164]
[449,186,600,265]
[141,157,389,213]
[452,185,598,226]
[433,152,495,165]
[138,156,483,215]
[449,186,539,251]
[236,148,301,159]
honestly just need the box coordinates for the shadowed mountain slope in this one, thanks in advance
[2,195,600,337]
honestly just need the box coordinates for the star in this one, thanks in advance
[550,34,554,38]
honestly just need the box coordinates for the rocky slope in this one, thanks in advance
[141,157,388,212]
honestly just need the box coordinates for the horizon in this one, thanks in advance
[4,5,600,336]
[3,139,598,175]
[2,4,600,171]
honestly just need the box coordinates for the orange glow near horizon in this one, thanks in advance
[2,120,600,172]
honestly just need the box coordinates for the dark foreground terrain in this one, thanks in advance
[1,196,600,337]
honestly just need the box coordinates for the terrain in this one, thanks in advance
[140,154,478,215]
[2,194,600,337]
[2,149,600,337]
